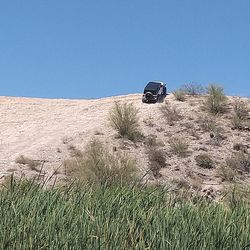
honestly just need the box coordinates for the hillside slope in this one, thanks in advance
[0,94,249,196]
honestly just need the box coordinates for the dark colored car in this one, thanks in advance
[142,81,167,103]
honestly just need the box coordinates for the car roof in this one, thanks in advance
[144,83,160,92]
[147,81,165,86]
[145,81,164,89]
[150,81,165,85]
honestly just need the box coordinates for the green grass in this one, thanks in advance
[0,179,250,249]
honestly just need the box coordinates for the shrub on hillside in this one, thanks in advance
[181,83,205,95]
[204,84,227,114]
[109,102,141,141]
[64,139,137,186]
[231,101,249,130]
[169,137,189,157]
[160,102,182,125]
[223,184,250,207]
[172,178,191,190]
[218,165,237,182]
[148,148,166,178]
[144,134,164,147]
[198,115,217,132]
[195,154,213,169]
[198,115,226,145]
[67,145,83,158]
[233,143,248,153]
[226,152,250,174]
[173,90,186,101]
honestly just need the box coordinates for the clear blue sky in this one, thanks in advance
[0,1,250,98]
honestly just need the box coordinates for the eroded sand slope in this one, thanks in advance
[0,94,249,195]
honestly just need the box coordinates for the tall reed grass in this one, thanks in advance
[0,178,250,249]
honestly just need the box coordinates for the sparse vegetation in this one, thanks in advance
[15,155,41,171]
[199,115,217,132]
[233,143,248,153]
[231,115,244,130]
[218,165,237,182]
[172,177,190,190]
[231,101,249,130]
[233,100,249,119]
[204,84,227,114]
[198,115,225,145]
[226,152,250,174]
[169,137,189,157]
[148,148,166,178]
[109,102,141,140]
[190,175,203,191]
[208,128,226,147]
[195,154,213,169]
[189,129,200,140]
[160,101,182,125]
[144,134,160,147]
[181,83,205,95]
[64,139,137,186]
[67,145,83,158]
[143,115,154,127]
[223,183,250,206]
[173,90,186,101]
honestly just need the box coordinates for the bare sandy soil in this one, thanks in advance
[0,94,249,196]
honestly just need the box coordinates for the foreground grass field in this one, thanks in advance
[0,179,250,249]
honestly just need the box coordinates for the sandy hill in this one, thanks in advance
[0,94,249,197]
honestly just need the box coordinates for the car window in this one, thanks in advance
[146,82,161,89]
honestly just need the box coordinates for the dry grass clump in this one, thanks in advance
[148,148,166,178]
[173,90,186,101]
[144,134,164,147]
[226,152,250,174]
[195,154,213,169]
[169,137,189,157]
[64,139,137,186]
[233,100,249,119]
[204,84,227,114]
[209,128,226,147]
[223,184,250,206]
[233,143,248,153]
[172,178,190,190]
[182,122,200,139]
[218,165,237,182]
[181,83,205,95]
[190,175,203,191]
[67,145,83,158]
[198,115,217,132]
[189,129,200,140]
[231,101,249,130]
[160,102,182,125]
[109,102,141,141]
[143,115,154,127]
[198,115,226,145]
[15,155,41,171]
[144,135,158,147]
